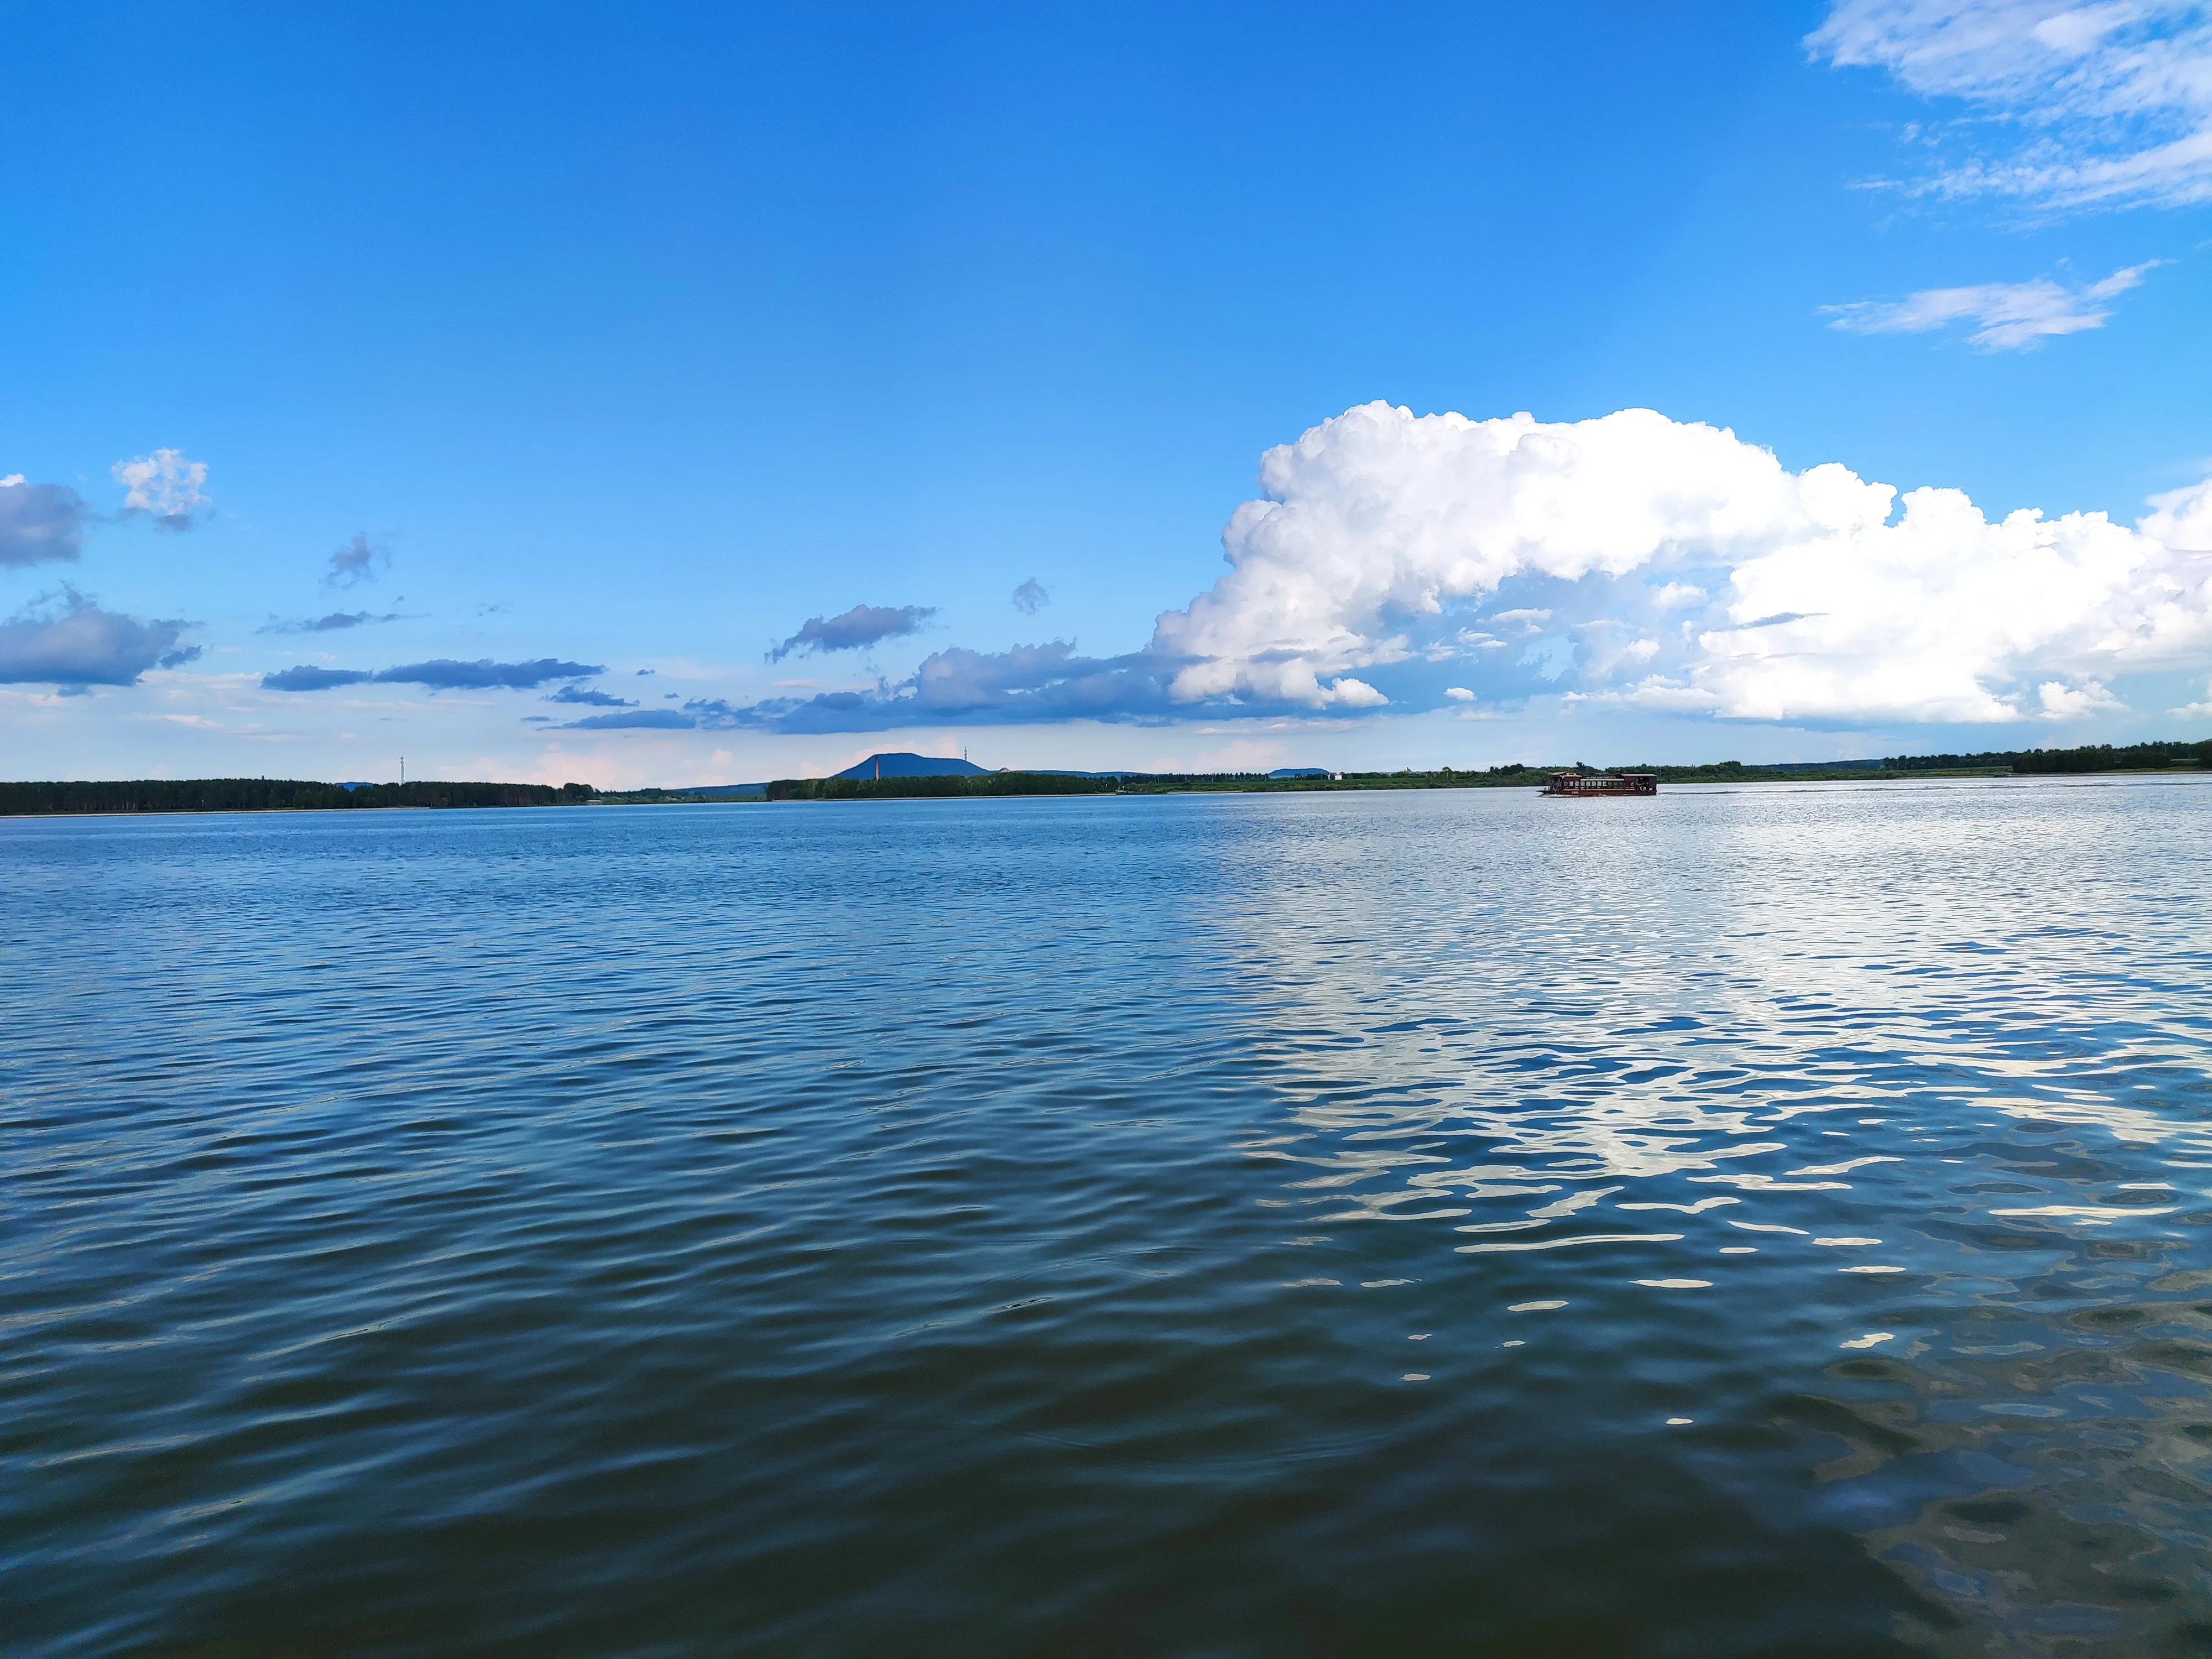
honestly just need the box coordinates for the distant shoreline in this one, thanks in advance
[758,763,2205,803]
[758,739,2209,801]
[7,750,2208,816]
[0,779,594,818]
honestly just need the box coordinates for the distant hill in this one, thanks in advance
[831,752,991,781]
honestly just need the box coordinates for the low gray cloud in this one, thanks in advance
[0,478,92,568]
[1012,577,1048,615]
[0,588,195,686]
[381,658,602,690]
[554,708,698,731]
[767,602,935,662]
[547,622,1575,738]
[324,534,389,587]
[545,684,636,708]
[263,657,602,692]
[664,641,1178,734]
[263,665,374,691]
[257,610,404,635]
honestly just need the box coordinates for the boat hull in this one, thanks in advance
[1541,771,1658,797]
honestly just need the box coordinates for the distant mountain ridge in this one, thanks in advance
[830,752,992,780]
[821,753,1338,783]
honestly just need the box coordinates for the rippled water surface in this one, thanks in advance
[7,781,2212,1656]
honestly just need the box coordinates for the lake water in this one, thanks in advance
[6,780,2212,1656]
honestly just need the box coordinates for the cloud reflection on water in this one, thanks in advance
[1218,780,2212,1647]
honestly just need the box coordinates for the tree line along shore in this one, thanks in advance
[1,740,2206,815]
[0,780,596,815]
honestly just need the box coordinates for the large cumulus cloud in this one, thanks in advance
[1152,401,2212,726]
[1648,469,2212,722]
[1150,404,1803,709]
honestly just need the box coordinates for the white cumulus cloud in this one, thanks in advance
[2142,471,2212,549]
[1822,261,2161,349]
[1150,400,2212,726]
[1149,405,1806,708]
[2035,676,2128,717]
[112,448,211,529]
[1810,1,2212,210]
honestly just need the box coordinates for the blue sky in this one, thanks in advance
[4,1,2210,784]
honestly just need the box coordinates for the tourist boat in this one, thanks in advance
[1542,770,1657,797]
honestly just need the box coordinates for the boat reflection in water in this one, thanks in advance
[1542,769,1658,797]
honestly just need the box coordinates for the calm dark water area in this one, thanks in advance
[7,782,2212,1657]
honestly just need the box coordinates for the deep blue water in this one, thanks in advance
[6,780,2212,1657]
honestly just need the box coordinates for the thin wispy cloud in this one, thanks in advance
[768,602,935,662]
[1811,1,2212,211]
[112,449,211,530]
[1012,578,1050,615]
[256,610,405,634]
[1822,261,2162,348]
[555,708,698,731]
[324,533,389,587]
[545,684,636,708]
[369,657,603,691]
[262,658,603,692]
